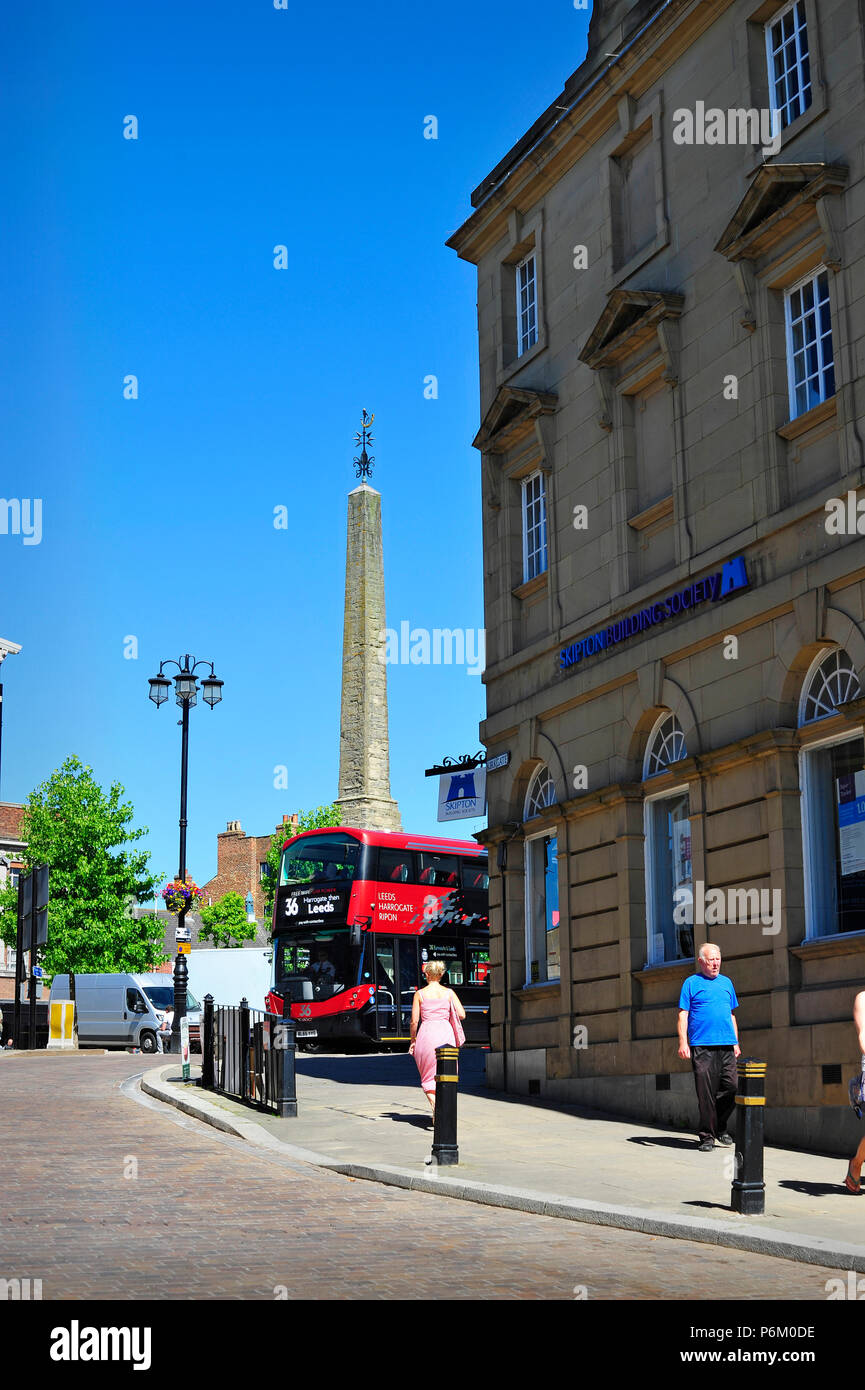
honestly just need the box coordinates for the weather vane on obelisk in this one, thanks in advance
[353,409,375,480]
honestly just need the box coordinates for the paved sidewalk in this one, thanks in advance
[141,1050,865,1273]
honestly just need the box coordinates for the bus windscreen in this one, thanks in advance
[275,930,352,997]
[280,836,361,887]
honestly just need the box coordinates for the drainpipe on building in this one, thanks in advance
[497,824,522,1095]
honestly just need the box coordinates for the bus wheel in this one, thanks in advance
[299,1040,322,1054]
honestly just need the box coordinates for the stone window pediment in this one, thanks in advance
[578,289,685,376]
[472,385,557,455]
[715,162,848,264]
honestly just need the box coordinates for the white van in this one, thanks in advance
[49,972,202,1054]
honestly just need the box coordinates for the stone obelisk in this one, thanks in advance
[336,411,401,831]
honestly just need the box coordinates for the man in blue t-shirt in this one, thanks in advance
[678,943,740,1151]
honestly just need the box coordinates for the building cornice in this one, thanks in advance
[446,0,737,266]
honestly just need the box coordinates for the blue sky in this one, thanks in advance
[1,0,591,897]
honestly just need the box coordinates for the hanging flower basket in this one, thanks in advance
[162,878,203,915]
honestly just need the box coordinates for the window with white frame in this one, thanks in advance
[522,471,547,582]
[801,648,860,724]
[526,763,556,819]
[524,765,560,985]
[785,268,834,419]
[644,712,687,778]
[643,714,692,964]
[765,0,812,130]
[800,650,865,938]
[516,252,538,356]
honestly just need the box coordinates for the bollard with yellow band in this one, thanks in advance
[731,1057,766,1215]
[432,1045,460,1166]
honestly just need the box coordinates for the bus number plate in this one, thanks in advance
[296,1029,318,1038]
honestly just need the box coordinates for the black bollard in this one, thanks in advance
[201,994,214,1090]
[432,1045,460,1165]
[275,1015,298,1118]
[170,951,188,1054]
[731,1056,766,1215]
[239,997,250,1102]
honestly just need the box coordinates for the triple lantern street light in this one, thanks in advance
[148,655,224,1055]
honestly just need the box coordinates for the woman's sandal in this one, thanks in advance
[845,1161,861,1194]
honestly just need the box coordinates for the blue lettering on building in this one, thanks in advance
[559,558,750,671]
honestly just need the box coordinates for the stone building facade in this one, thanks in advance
[448,0,865,1149]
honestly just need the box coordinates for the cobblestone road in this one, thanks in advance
[0,1054,842,1300]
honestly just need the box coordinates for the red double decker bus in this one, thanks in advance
[265,826,490,1050]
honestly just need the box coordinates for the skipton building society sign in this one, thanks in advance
[559,557,749,671]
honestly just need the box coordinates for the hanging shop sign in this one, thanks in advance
[437,768,487,822]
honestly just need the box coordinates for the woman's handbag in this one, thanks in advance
[450,998,466,1047]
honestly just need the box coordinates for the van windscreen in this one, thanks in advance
[143,986,200,1011]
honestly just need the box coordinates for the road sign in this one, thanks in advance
[177,942,191,955]
[484,752,511,772]
[32,965,45,979]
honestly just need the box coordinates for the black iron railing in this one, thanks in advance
[201,995,297,1117]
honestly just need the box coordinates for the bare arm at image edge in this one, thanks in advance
[854,990,865,1065]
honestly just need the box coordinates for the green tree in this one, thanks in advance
[259,803,342,922]
[0,755,164,975]
[198,891,256,948]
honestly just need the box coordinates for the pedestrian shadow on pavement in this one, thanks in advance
[381,1111,433,1130]
[295,1052,487,1090]
[778,1179,847,1198]
[627,1135,700,1150]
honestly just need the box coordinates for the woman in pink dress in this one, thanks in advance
[409,960,466,1122]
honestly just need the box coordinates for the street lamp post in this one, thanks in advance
[148,655,224,1053]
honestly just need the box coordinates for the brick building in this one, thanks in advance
[0,803,26,1001]
[201,814,299,927]
[449,0,865,1150]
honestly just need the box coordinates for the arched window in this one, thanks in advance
[644,713,687,778]
[799,649,865,938]
[525,763,557,819]
[523,765,559,986]
[643,713,692,965]
[800,648,861,724]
